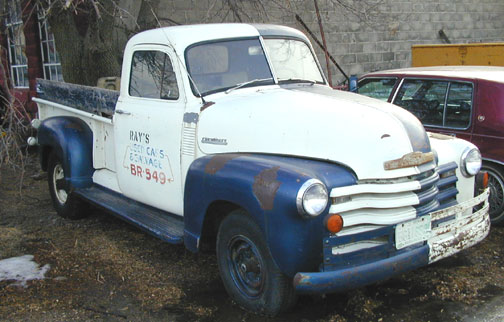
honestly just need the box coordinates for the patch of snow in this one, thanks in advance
[0,255,50,287]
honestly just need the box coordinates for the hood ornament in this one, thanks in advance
[384,151,434,170]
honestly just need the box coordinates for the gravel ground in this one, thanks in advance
[1,155,504,321]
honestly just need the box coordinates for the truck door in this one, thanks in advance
[113,45,186,215]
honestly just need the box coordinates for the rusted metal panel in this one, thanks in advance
[203,153,243,175]
[200,101,215,112]
[37,79,118,116]
[252,166,281,210]
[429,205,490,263]
[430,188,489,221]
[428,189,490,263]
[384,151,434,170]
[293,245,429,294]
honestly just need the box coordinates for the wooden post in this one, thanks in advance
[313,0,332,87]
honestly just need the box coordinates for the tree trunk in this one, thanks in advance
[46,1,122,86]
[137,0,161,31]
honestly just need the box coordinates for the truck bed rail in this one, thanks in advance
[36,79,119,117]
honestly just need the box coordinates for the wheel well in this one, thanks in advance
[483,160,504,172]
[199,201,241,252]
[40,145,53,171]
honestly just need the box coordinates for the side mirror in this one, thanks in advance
[349,75,358,92]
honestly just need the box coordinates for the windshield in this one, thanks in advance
[263,38,324,84]
[185,37,324,96]
[186,39,273,95]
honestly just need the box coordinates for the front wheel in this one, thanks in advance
[216,210,296,315]
[483,163,504,225]
[47,152,88,219]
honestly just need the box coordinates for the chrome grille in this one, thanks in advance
[330,162,458,236]
[323,162,461,271]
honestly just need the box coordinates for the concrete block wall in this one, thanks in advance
[154,0,504,84]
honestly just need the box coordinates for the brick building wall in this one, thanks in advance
[0,0,44,117]
[147,0,504,85]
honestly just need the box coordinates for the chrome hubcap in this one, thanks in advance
[53,163,68,204]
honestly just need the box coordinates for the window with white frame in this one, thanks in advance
[6,2,28,88]
[38,6,63,81]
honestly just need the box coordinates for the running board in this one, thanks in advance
[75,185,184,244]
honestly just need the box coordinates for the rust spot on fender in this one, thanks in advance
[293,273,311,287]
[200,101,215,112]
[253,166,281,210]
[428,132,455,140]
[204,154,242,175]
[64,123,83,131]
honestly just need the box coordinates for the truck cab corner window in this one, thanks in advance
[129,51,179,100]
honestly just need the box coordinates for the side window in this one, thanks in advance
[129,51,179,100]
[394,79,448,127]
[445,82,473,128]
[357,78,397,101]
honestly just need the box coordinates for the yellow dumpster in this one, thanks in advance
[411,43,504,67]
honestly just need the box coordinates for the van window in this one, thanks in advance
[445,82,472,128]
[357,78,397,101]
[393,79,472,129]
[394,79,447,127]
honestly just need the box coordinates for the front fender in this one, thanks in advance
[37,116,94,188]
[184,153,356,276]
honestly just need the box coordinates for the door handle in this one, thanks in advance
[115,109,131,115]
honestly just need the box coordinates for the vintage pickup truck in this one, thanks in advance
[31,24,490,315]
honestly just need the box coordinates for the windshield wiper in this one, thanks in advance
[225,77,274,94]
[278,78,316,85]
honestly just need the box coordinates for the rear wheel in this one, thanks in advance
[216,209,296,315]
[47,153,88,219]
[482,163,504,225]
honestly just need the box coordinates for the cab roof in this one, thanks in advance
[126,23,309,53]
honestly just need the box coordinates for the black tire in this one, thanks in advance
[483,163,504,225]
[47,152,88,219]
[216,209,296,315]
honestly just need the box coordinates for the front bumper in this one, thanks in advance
[294,189,490,294]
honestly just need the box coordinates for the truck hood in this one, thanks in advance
[197,85,432,180]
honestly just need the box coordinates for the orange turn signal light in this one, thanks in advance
[326,214,343,233]
[483,171,489,189]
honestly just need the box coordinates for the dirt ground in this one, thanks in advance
[1,154,504,322]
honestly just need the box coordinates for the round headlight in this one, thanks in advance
[31,119,41,129]
[461,147,482,177]
[296,179,328,217]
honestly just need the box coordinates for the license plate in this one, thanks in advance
[395,215,431,249]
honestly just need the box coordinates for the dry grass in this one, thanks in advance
[0,85,33,193]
